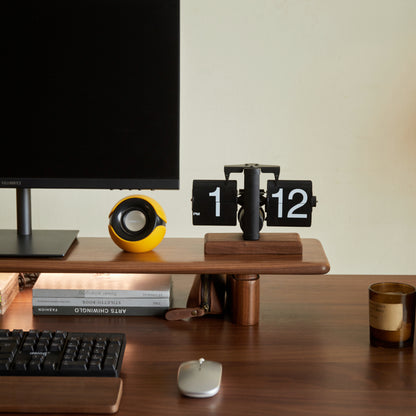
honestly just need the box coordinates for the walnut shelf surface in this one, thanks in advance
[0,237,330,275]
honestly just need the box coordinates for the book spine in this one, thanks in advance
[0,285,17,306]
[32,289,170,298]
[0,284,19,304]
[0,274,19,302]
[32,297,170,308]
[32,305,168,316]
[0,280,19,315]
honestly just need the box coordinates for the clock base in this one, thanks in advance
[204,232,302,255]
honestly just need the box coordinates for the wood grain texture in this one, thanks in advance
[204,232,303,255]
[0,237,330,274]
[228,274,260,325]
[0,274,415,416]
[0,377,122,413]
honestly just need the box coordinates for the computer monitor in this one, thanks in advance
[0,0,180,257]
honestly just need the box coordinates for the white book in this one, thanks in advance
[33,305,168,316]
[32,297,170,308]
[32,273,171,298]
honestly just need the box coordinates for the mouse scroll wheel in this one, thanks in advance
[198,358,205,368]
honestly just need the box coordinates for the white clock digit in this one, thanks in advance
[272,188,308,219]
[288,189,308,218]
[209,187,221,217]
[271,188,284,218]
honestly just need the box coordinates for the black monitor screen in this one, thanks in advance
[1,0,180,189]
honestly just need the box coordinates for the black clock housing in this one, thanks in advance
[192,164,317,241]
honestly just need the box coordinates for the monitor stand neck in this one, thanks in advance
[16,188,32,236]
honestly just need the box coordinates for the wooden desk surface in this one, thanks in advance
[1,274,415,416]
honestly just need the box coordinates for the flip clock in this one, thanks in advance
[192,163,317,241]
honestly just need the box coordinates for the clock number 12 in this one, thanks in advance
[272,188,308,219]
[266,180,313,227]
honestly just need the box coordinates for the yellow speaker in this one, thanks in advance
[108,195,167,253]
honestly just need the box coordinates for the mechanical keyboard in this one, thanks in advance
[0,329,126,377]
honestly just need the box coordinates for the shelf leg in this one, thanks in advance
[227,274,260,325]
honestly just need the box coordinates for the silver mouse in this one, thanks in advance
[177,358,222,398]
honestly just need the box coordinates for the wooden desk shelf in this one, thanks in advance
[0,236,330,325]
[0,237,329,274]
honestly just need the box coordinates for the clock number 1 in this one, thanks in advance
[209,187,221,217]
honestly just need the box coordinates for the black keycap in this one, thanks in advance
[0,359,10,371]
[61,360,88,372]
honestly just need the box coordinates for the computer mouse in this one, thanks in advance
[177,358,222,398]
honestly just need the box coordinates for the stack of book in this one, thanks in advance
[0,273,19,315]
[32,273,171,316]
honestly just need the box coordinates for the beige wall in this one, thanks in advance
[1,0,415,274]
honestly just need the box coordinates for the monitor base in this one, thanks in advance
[0,229,79,257]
